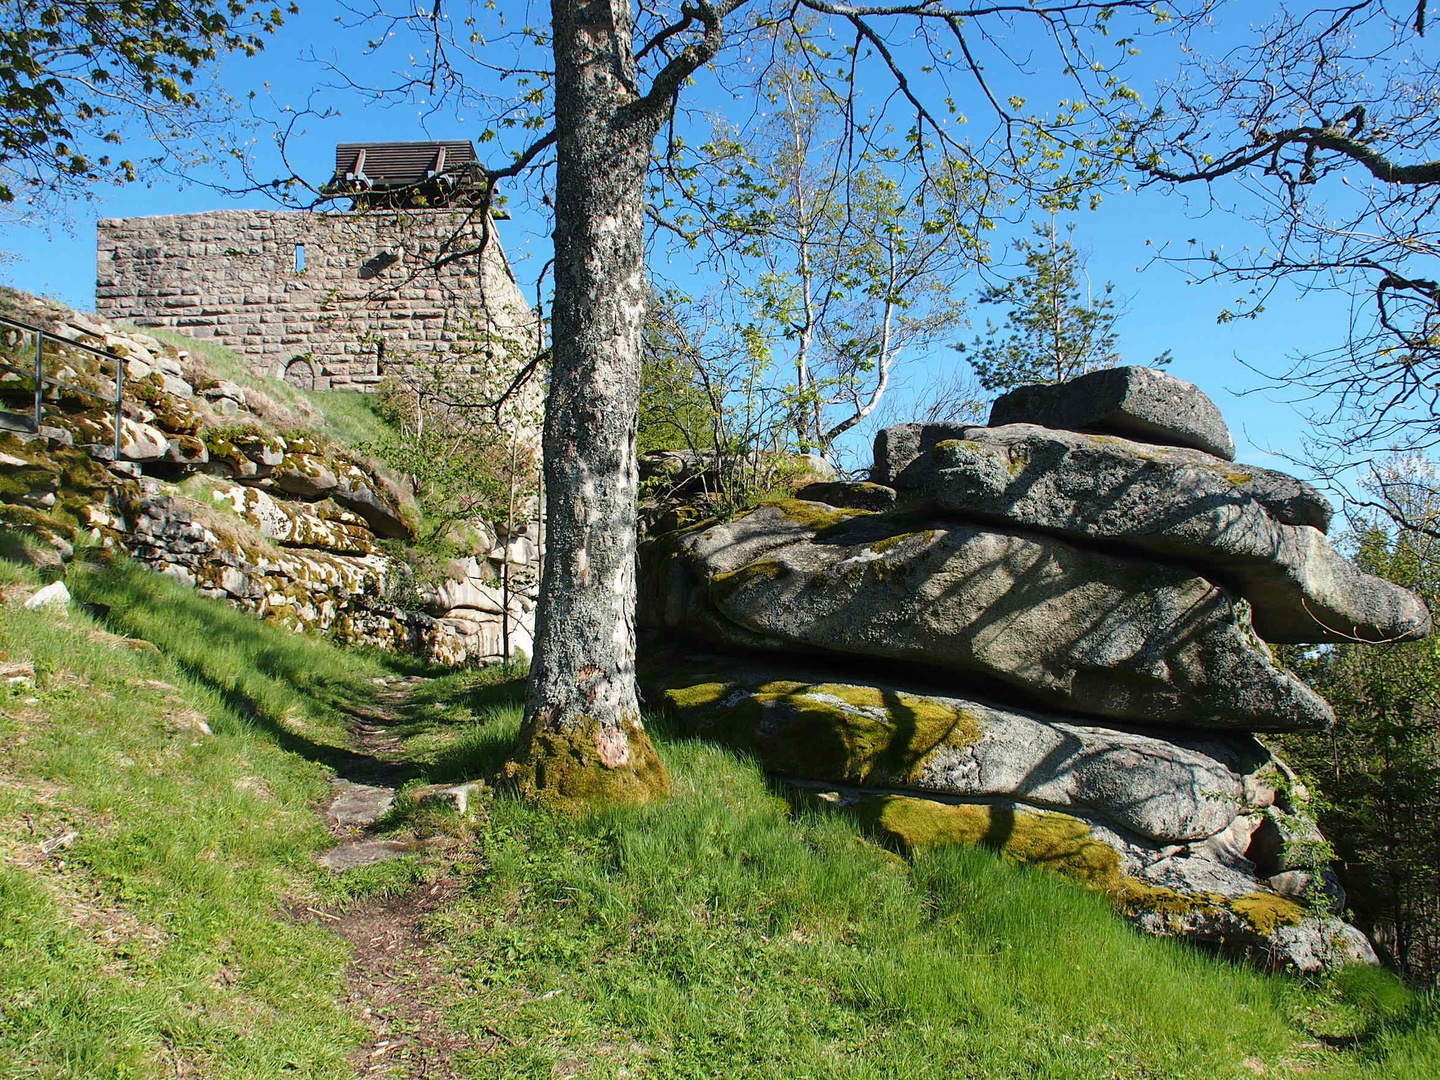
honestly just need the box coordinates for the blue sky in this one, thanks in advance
[0,2,1366,481]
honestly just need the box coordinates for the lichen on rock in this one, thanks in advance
[1,291,538,667]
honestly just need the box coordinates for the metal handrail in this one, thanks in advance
[0,313,126,459]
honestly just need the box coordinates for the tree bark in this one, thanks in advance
[504,0,670,808]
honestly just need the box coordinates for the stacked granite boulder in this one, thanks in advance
[639,366,1431,971]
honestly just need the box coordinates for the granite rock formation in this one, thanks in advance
[640,365,1426,971]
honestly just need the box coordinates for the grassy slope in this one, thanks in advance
[131,326,397,452]
[2,555,1439,1078]
[0,558,365,1078]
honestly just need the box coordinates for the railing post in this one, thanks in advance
[32,328,43,431]
[113,351,125,461]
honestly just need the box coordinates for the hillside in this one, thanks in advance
[0,548,1437,1078]
[0,288,539,666]
[3,303,1440,1077]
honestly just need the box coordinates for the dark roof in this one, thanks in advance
[324,141,486,207]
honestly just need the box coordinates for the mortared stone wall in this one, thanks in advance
[95,208,535,392]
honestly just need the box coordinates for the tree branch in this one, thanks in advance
[636,0,748,120]
[1142,120,1440,187]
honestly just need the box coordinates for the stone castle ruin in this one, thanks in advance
[94,141,535,393]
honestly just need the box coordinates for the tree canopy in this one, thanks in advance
[0,1,292,218]
[1131,1,1440,486]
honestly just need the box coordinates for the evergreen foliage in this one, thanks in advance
[957,220,1171,392]
[1278,507,1440,985]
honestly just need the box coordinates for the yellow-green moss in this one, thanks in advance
[1225,472,1254,485]
[503,713,671,812]
[869,530,937,555]
[660,678,981,786]
[760,497,873,533]
[0,435,110,532]
[1111,878,1216,920]
[710,558,788,603]
[129,371,169,405]
[148,396,205,437]
[284,434,325,456]
[1111,876,1307,936]
[171,434,206,459]
[0,500,74,537]
[804,789,1313,938]
[862,796,1123,886]
[663,681,729,710]
[1228,892,1305,935]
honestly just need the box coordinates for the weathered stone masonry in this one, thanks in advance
[95,208,534,391]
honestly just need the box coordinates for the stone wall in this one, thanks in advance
[95,208,535,392]
[1,293,539,666]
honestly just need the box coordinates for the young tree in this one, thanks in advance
[640,289,816,512]
[367,357,539,550]
[320,0,1202,807]
[679,57,979,459]
[955,218,1170,392]
[639,292,720,457]
[0,1,292,220]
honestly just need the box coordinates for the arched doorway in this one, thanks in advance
[283,357,316,390]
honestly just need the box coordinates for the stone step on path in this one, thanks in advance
[317,777,488,871]
[318,839,425,872]
[319,779,413,871]
[314,674,494,874]
[326,780,396,830]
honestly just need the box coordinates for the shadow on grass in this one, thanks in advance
[394,665,529,784]
[69,557,456,785]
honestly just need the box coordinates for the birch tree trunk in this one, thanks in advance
[504,0,670,807]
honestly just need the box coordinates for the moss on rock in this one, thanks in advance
[760,497,874,533]
[0,500,75,538]
[663,681,729,710]
[1228,891,1305,935]
[860,795,1124,886]
[869,530,937,556]
[797,786,1314,945]
[1111,878,1216,921]
[657,676,981,786]
[710,558,789,603]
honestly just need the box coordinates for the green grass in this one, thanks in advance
[127,326,398,453]
[4,554,1440,1078]
[302,389,399,452]
[0,560,364,1078]
[407,718,1440,1080]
